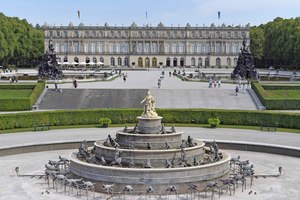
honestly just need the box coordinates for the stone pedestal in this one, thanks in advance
[137,116,162,134]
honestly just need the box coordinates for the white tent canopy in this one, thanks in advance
[79,62,87,65]
[62,61,70,65]
[71,61,79,65]
[97,61,104,65]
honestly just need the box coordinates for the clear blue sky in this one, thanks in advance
[0,0,299,27]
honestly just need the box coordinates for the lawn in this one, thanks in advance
[263,90,300,99]
[0,90,33,98]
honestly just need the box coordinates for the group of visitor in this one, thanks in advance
[208,78,221,88]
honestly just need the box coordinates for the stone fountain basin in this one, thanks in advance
[69,150,231,193]
[115,131,183,149]
[94,139,205,167]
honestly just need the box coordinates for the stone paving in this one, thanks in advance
[39,70,257,110]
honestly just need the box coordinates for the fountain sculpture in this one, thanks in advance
[38,38,62,80]
[69,91,231,194]
[231,37,257,80]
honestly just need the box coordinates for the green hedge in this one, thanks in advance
[0,84,36,90]
[0,81,45,111]
[262,85,300,90]
[0,108,299,130]
[252,82,300,110]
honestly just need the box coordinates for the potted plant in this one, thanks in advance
[208,118,220,128]
[99,117,112,128]
[159,62,163,68]
[131,62,135,68]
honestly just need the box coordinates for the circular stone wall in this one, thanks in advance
[94,140,205,167]
[69,150,231,194]
[115,131,183,149]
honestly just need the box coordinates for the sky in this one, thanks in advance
[0,0,299,27]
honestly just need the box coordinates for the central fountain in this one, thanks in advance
[69,91,231,194]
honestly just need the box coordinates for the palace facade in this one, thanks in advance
[43,22,250,68]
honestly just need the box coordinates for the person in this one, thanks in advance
[235,86,239,96]
[73,79,78,88]
[123,73,126,82]
[54,83,58,91]
[217,80,221,87]
[158,78,161,88]
[58,84,63,93]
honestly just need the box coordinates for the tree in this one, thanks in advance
[250,26,265,66]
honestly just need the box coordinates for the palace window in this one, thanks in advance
[85,31,89,38]
[118,31,121,38]
[123,43,129,53]
[216,31,221,38]
[166,57,170,67]
[172,43,177,53]
[152,31,157,37]
[137,42,143,53]
[227,57,231,67]
[93,57,97,63]
[216,42,222,54]
[197,43,202,53]
[84,43,89,53]
[73,42,79,53]
[152,57,157,67]
[144,42,150,53]
[63,42,68,53]
[165,43,170,53]
[64,31,68,37]
[191,31,195,38]
[234,31,238,38]
[98,42,104,53]
[205,42,210,53]
[63,56,68,62]
[74,31,79,37]
[110,31,114,38]
[56,31,60,37]
[190,43,195,53]
[152,42,158,53]
[91,43,96,53]
[86,57,90,64]
[55,43,60,53]
[205,57,209,66]
[216,57,221,67]
[110,43,115,53]
[124,57,129,66]
[138,31,143,37]
[227,31,231,38]
[166,31,170,38]
[234,57,238,66]
[226,43,231,54]
[191,57,196,66]
[198,58,202,67]
[92,31,96,38]
[110,57,115,66]
[198,31,202,38]
[179,43,185,53]
[100,57,104,64]
[205,31,210,38]
[116,43,121,53]
[118,57,122,66]
[233,42,239,54]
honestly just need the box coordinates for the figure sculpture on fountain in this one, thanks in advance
[140,91,158,118]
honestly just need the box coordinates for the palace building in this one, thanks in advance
[43,22,250,68]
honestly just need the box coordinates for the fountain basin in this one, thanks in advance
[69,150,231,193]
